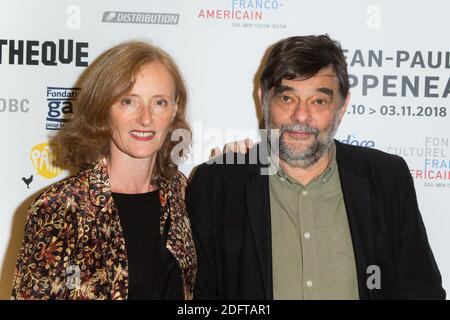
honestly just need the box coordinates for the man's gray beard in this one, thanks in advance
[267,114,341,169]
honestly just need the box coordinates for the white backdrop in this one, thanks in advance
[1,0,449,299]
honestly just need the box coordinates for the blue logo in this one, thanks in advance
[339,134,375,148]
[231,0,283,10]
[46,87,79,130]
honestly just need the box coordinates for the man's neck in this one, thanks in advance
[279,148,334,186]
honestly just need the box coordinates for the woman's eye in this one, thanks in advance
[155,99,168,107]
[121,98,134,106]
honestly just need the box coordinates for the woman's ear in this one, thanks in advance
[172,105,178,121]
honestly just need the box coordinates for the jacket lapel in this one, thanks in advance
[245,163,273,299]
[159,175,196,300]
[88,160,129,300]
[335,141,374,300]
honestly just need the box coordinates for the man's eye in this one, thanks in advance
[314,99,327,106]
[280,95,293,103]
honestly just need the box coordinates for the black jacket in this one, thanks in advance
[187,141,445,299]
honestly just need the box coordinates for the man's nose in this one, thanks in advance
[291,101,312,124]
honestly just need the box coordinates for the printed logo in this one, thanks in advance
[102,11,179,25]
[339,134,376,148]
[0,98,30,113]
[0,39,88,67]
[197,0,287,29]
[386,137,450,188]
[46,87,79,131]
[22,174,34,188]
[30,143,62,180]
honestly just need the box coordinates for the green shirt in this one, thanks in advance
[269,144,359,299]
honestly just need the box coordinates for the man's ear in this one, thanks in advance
[338,92,350,121]
[258,87,264,114]
[258,87,263,101]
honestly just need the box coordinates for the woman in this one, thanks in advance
[11,41,196,300]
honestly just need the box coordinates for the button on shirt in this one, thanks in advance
[269,144,359,300]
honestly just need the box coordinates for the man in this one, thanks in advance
[187,35,445,299]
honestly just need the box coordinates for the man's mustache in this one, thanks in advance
[278,124,319,138]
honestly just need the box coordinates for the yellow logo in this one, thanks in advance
[30,143,62,179]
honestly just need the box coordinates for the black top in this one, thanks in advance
[112,190,184,300]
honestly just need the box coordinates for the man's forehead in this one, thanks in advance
[278,76,338,91]
[286,73,336,83]
[282,65,336,81]
[273,73,338,98]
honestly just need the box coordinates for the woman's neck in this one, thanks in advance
[106,153,158,194]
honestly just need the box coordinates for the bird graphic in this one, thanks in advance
[22,175,33,188]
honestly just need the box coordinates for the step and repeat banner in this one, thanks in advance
[1,0,449,298]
